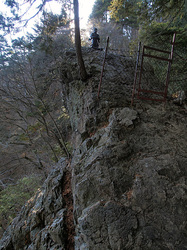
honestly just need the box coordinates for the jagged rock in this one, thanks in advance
[1,49,187,249]
[76,201,137,249]
[71,101,187,249]
[0,159,70,250]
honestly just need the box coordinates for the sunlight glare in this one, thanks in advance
[46,0,96,28]
[0,0,96,42]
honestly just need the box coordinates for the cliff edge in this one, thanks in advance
[0,49,187,249]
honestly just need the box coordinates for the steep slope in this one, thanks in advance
[0,49,187,249]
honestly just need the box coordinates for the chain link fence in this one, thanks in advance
[106,33,186,103]
[169,45,187,94]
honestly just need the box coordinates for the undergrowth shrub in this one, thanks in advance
[0,175,42,237]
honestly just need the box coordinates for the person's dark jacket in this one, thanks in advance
[90,32,100,48]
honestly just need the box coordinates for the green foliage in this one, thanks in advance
[109,0,139,27]
[0,14,73,164]
[34,100,49,115]
[51,141,72,162]
[28,122,42,133]
[108,0,186,29]
[18,133,29,141]
[106,0,185,94]
[90,0,112,21]
[31,10,69,54]
[138,0,186,24]
[138,21,187,94]
[0,35,12,67]
[5,0,18,9]
[0,175,42,230]
[54,144,63,155]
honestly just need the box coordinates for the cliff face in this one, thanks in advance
[0,49,187,249]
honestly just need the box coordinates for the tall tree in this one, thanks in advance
[109,0,138,27]
[89,0,112,22]
[0,10,73,185]
[73,0,88,80]
[1,0,88,80]
[89,0,138,51]
[108,0,186,29]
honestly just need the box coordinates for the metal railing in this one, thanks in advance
[131,33,176,105]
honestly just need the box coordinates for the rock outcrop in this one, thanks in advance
[0,159,74,250]
[0,49,187,249]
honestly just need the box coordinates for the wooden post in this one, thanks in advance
[97,37,109,99]
[131,42,141,106]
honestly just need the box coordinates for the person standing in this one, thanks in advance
[89,28,100,49]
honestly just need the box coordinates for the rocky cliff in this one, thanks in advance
[0,49,187,249]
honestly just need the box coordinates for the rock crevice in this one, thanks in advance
[0,50,187,249]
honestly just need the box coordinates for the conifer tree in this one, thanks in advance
[1,0,88,80]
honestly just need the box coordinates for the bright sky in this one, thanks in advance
[0,0,96,40]
[46,0,96,28]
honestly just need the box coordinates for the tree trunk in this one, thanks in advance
[73,0,88,81]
